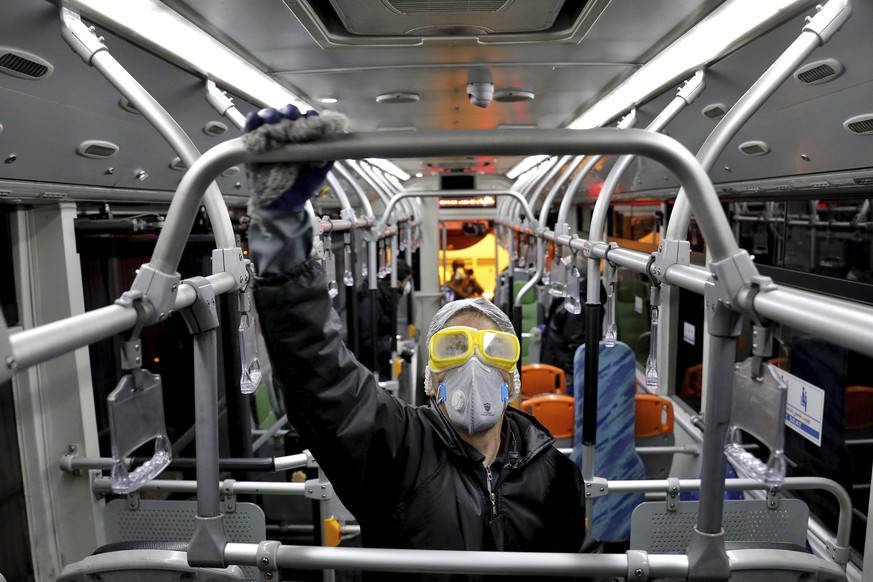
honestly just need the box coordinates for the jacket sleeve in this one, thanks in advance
[250,212,415,520]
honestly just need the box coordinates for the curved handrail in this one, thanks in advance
[665,1,851,242]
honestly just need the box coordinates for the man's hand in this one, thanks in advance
[243,104,349,211]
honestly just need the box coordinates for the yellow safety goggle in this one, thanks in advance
[429,326,520,373]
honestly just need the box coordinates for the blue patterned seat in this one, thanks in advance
[571,340,646,543]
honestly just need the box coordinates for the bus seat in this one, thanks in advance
[521,394,574,447]
[634,394,675,479]
[769,356,789,371]
[57,541,245,581]
[571,341,646,543]
[846,386,873,430]
[101,499,265,580]
[521,363,566,400]
[631,497,810,554]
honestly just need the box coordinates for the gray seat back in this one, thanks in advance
[630,498,809,553]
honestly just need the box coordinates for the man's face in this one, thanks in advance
[396,276,412,295]
[429,313,513,395]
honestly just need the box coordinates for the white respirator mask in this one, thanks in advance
[438,357,508,434]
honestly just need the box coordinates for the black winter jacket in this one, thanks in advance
[254,259,589,580]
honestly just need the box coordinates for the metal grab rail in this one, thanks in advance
[167,128,736,269]
[219,543,846,579]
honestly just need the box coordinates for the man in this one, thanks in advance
[356,258,412,380]
[244,106,590,580]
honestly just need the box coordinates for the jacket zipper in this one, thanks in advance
[485,463,497,519]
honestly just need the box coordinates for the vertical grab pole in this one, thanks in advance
[389,230,399,370]
[179,277,227,567]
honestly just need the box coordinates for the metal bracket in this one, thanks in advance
[677,70,706,104]
[652,239,690,282]
[803,0,851,44]
[361,223,379,243]
[826,538,851,565]
[59,6,108,64]
[212,248,249,291]
[704,251,757,338]
[340,207,358,226]
[708,249,758,312]
[238,287,253,315]
[766,486,780,510]
[583,476,608,499]
[741,275,777,327]
[115,290,147,371]
[303,449,319,468]
[626,549,650,581]
[305,478,335,501]
[256,540,282,581]
[59,443,81,475]
[127,491,140,511]
[179,276,219,335]
[188,515,227,568]
[127,263,181,325]
[602,241,619,266]
[0,307,13,385]
[222,479,237,513]
[666,477,681,512]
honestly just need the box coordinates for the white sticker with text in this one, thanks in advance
[777,369,824,447]
[683,322,695,345]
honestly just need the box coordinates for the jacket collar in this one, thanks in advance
[423,398,555,469]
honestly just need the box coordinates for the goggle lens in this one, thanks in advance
[432,332,470,360]
[481,331,517,361]
[429,327,519,372]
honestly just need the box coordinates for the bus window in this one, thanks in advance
[734,322,872,555]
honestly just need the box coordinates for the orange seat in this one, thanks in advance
[635,394,674,438]
[769,356,789,371]
[521,363,566,400]
[846,386,873,430]
[521,394,574,439]
[680,364,703,399]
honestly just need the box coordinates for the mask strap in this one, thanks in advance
[501,382,509,403]
[438,382,447,403]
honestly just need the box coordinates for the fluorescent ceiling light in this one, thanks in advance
[506,155,550,180]
[415,172,424,178]
[319,97,339,104]
[65,0,311,111]
[567,0,811,129]
[508,0,810,178]
[366,158,411,182]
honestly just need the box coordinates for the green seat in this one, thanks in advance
[512,280,537,365]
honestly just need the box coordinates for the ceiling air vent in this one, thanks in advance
[853,177,873,186]
[76,140,119,159]
[204,121,228,137]
[794,58,843,85]
[319,0,564,36]
[0,48,53,80]
[738,140,769,156]
[493,89,535,103]
[844,114,873,135]
[221,166,241,177]
[376,92,420,104]
[170,157,188,171]
[702,103,727,119]
[385,0,509,12]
